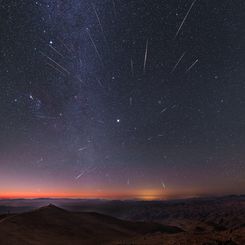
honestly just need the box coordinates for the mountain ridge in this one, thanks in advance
[0,204,182,245]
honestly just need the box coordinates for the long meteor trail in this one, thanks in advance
[174,0,198,39]
[186,58,199,73]
[171,52,186,73]
[86,28,103,65]
[143,39,149,74]
[92,4,108,45]
[40,51,70,75]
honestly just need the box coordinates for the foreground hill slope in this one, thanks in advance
[0,204,182,245]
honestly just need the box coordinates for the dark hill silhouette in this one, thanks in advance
[0,204,182,245]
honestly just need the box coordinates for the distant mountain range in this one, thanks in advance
[0,204,181,245]
[0,196,245,244]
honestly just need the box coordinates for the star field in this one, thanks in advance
[0,0,245,199]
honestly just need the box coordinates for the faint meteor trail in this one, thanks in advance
[48,44,65,58]
[171,52,186,73]
[161,181,166,190]
[186,59,199,73]
[46,56,70,75]
[143,39,149,74]
[174,0,198,39]
[112,0,117,17]
[160,107,168,114]
[46,63,66,76]
[130,58,135,77]
[75,75,86,86]
[36,157,44,164]
[97,78,104,88]
[86,28,103,65]
[40,51,70,75]
[97,120,105,124]
[78,147,87,152]
[92,4,108,45]
[75,172,85,180]
[58,38,74,55]
[36,115,57,120]
[75,166,97,180]
[129,97,133,106]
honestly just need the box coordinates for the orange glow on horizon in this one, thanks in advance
[0,186,206,200]
[0,189,167,200]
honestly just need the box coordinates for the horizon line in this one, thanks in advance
[0,193,244,202]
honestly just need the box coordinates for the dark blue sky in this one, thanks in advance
[0,0,245,199]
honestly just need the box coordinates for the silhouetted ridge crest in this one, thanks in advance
[37,204,67,212]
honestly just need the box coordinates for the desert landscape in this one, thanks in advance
[0,196,244,244]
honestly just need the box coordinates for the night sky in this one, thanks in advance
[1,0,245,199]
